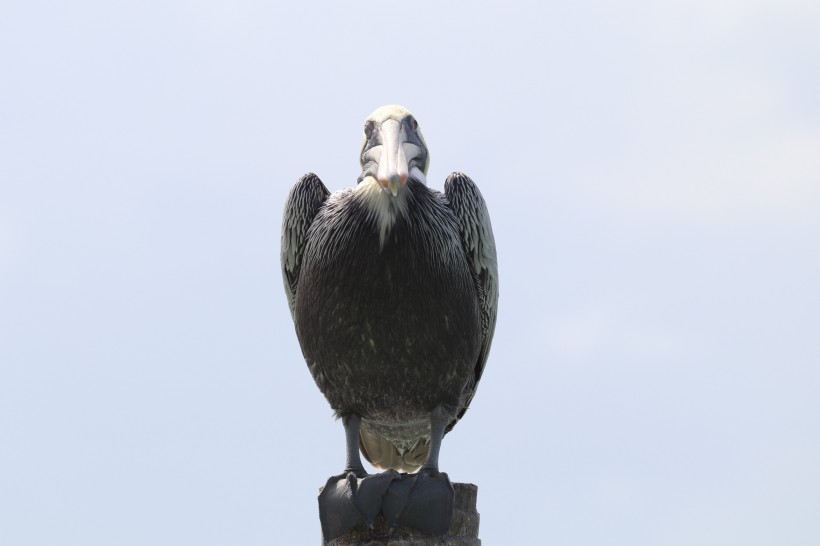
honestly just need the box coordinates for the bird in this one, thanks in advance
[281,105,498,537]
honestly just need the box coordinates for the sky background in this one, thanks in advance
[1,1,819,545]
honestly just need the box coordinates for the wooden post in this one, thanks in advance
[323,483,480,545]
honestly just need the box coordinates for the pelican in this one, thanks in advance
[281,105,498,538]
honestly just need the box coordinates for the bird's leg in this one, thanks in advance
[419,404,453,472]
[342,413,368,478]
[319,413,370,540]
[319,413,402,539]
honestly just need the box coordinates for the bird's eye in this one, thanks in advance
[364,120,375,136]
[408,117,418,131]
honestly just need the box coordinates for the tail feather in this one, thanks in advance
[359,428,428,473]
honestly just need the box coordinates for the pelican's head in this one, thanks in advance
[358,105,429,196]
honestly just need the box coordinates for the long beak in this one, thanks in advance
[376,119,409,196]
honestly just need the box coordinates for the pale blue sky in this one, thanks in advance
[1,1,819,545]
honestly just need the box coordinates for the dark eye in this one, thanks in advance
[364,120,375,136]
[408,117,418,131]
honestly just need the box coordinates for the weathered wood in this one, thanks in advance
[324,483,480,545]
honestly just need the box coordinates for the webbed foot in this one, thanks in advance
[318,470,402,540]
[386,469,455,536]
[318,472,360,540]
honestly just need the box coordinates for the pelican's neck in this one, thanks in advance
[354,175,411,248]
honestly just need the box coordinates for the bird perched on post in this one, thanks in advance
[281,105,498,539]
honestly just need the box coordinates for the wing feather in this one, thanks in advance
[444,172,499,429]
[281,173,330,317]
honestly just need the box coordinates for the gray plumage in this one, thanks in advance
[281,105,498,473]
